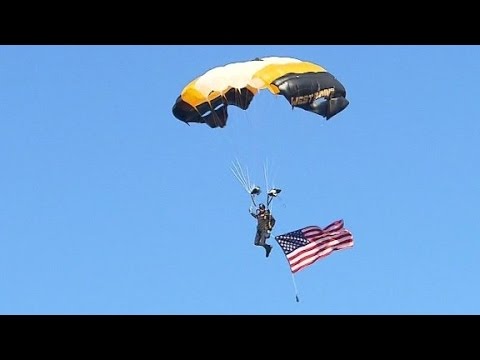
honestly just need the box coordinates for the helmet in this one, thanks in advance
[258,203,266,210]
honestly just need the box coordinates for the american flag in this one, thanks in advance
[274,219,354,273]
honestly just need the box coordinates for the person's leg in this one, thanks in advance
[259,231,272,257]
[254,230,262,246]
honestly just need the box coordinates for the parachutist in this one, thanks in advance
[250,203,276,258]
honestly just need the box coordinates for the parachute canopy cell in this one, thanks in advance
[172,56,349,128]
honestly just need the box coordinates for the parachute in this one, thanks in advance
[172,56,349,128]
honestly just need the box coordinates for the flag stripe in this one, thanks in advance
[289,237,353,273]
[287,232,351,263]
[287,232,353,264]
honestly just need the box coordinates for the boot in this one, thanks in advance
[265,244,272,258]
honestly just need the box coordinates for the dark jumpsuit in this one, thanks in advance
[250,210,276,248]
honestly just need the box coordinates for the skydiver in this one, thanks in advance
[250,203,276,258]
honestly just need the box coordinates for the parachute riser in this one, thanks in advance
[249,186,281,210]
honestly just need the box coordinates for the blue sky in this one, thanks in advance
[1,45,479,315]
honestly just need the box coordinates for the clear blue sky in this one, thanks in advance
[1,45,479,315]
